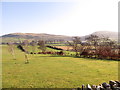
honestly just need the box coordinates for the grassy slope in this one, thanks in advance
[2,45,118,88]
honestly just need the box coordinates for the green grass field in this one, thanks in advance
[2,45,118,88]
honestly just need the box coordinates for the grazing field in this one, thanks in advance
[2,45,118,88]
[54,46,73,50]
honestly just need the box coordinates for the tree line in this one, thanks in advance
[7,35,120,62]
[68,35,119,60]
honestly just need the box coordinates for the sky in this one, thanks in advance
[1,0,119,36]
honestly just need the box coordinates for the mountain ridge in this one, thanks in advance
[1,31,118,43]
[80,31,118,41]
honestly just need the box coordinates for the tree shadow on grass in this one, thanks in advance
[36,54,120,61]
[36,54,75,58]
[73,56,120,62]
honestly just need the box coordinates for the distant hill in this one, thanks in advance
[1,33,73,43]
[1,31,118,43]
[81,31,118,41]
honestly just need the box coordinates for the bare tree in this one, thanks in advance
[38,40,46,52]
[22,40,29,64]
[85,35,100,46]
[7,42,16,60]
[96,36,116,59]
[30,40,37,54]
[67,37,82,56]
[85,35,100,58]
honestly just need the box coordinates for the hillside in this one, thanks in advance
[1,31,118,43]
[1,33,73,43]
[81,31,118,41]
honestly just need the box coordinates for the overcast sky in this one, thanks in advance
[1,0,119,36]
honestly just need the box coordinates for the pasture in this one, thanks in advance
[2,45,118,88]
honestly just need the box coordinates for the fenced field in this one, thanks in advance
[2,45,118,88]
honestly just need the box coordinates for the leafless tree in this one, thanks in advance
[67,37,82,56]
[38,40,46,52]
[85,35,100,46]
[85,35,100,58]
[7,42,16,60]
[22,40,29,64]
[30,40,37,54]
[96,36,116,59]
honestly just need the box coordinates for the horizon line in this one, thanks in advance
[1,30,118,37]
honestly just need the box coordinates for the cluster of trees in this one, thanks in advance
[7,40,47,64]
[68,35,119,60]
[7,35,119,62]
